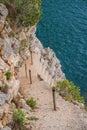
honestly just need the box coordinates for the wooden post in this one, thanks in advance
[30,51,33,65]
[25,64,27,78]
[52,87,56,111]
[29,70,32,84]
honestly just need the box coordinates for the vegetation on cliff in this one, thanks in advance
[55,79,85,104]
[13,109,26,130]
[55,79,87,110]
[26,98,36,109]
[0,0,42,28]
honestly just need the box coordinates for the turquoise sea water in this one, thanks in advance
[36,0,87,102]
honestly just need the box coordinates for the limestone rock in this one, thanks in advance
[0,92,7,109]
[18,98,31,112]
[0,19,5,33]
[34,47,65,86]
[9,54,20,67]
[5,25,12,34]
[0,4,8,33]
[0,39,12,59]
[30,37,43,52]
[0,121,3,129]
[6,79,20,100]
[0,58,6,70]
[19,30,27,41]
[0,58,9,71]
[0,126,11,130]
[0,4,67,130]
[26,26,36,37]
[0,4,8,18]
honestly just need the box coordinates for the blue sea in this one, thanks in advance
[36,0,87,102]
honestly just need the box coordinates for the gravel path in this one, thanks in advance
[19,58,87,130]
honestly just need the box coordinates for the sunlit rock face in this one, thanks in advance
[33,47,65,86]
[0,4,8,18]
[0,4,20,128]
[0,4,8,33]
[0,3,87,130]
[0,39,12,59]
[0,3,65,129]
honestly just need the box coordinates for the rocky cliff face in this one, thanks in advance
[0,4,65,129]
[0,3,87,130]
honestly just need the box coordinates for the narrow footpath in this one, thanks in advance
[18,56,87,130]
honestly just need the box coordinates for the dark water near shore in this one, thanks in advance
[36,0,87,102]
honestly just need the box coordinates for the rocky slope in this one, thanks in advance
[18,57,87,130]
[19,75,87,130]
[0,4,65,129]
[0,3,87,130]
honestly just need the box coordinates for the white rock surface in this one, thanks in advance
[0,126,11,130]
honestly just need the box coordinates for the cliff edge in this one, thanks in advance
[0,3,87,130]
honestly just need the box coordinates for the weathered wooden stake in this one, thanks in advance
[25,64,27,78]
[30,51,33,65]
[29,70,32,84]
[52,87,56,111]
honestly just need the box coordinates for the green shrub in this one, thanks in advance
[6,17,13,27]
[5,71,11,80]
[13,109,26,125]
[29,116,39,121]
[19,47,25,54]
[64,95,72,102]
[13,109,26,130]
[19,39,27,54]
[0,0,42,28]
[26,98,36,109]
[55,79,85,104]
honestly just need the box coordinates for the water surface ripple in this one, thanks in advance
[36,0,87,102]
